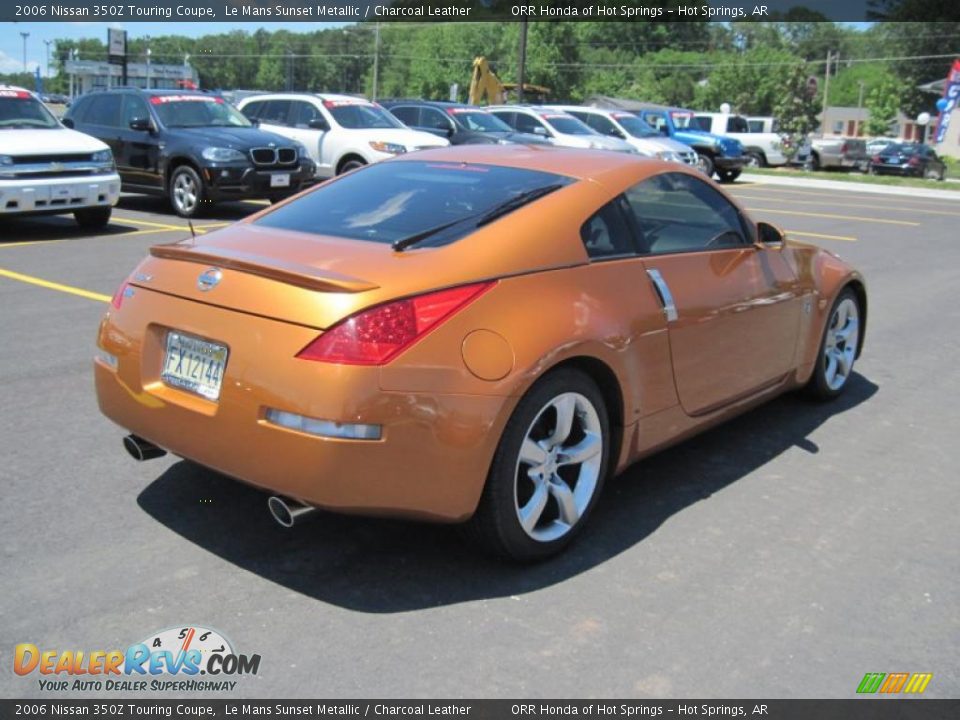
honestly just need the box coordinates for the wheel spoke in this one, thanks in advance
[549,475,579,526]
[519,479,549,533]
[519,437,548,466]
[835,317,858,342]
[549,395,576,446]
[836,349,853,377]
[557,433,601,467]
[824,352,838,384]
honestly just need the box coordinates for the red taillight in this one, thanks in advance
[907,156,920,166]
[840,142,848,153]
[297,282,495,365]
[110,282,129,309]
[871,155,882,163]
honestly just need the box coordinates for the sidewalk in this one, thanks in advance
[739,172,960,200]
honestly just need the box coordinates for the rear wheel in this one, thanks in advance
[169,165,205,218]
[806,288,861,400]
[745,151,765,168]
[464,369,610,561]
[804,152,821,172]
[73,206,111,229]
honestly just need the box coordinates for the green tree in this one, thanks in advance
[864,79,902,136]
[694,46,802,115]
[773,62,820,139]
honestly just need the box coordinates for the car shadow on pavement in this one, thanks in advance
[4,216,144,241]
[117,195,265,222]
[137,373,878,613]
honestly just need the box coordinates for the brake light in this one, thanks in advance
[840,143,848,153]
[872,155,882,163]
[907,156,920,166]
[110,282,129,309]
[297,282,495,365]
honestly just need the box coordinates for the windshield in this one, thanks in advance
[254,160,574,246]
[670,111,695,129]
[0,91,60,129]
[612,113,659,138]
[541,114,595,136]
[326,101,404,129]
[152,96,250,128]
[451,110,512,132]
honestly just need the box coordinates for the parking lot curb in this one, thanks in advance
[740,172,960,200]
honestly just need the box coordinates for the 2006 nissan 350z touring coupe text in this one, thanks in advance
[95,145,866,560]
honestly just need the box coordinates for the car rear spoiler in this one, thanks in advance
[150,243,379,293]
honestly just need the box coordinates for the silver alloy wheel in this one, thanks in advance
[172,171,198,214]
[823,297,859,391]
[514,392,603,543]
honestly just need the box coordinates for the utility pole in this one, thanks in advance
[371,22,380,100]
[145,48,152,90]
[855,81,865,137]
[517,19,528,104]
[820,50,836,135]
[44,40,52,79]
[20,32,29,74]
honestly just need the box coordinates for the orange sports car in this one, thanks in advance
[95,145,866,560]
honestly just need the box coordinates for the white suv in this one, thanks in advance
[1,86,120,228]
[237,93,448,179]
[487,106,636,153]
[551,105,700,167]
[692,112,787,167]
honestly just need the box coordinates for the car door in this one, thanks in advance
[581,112,624,139]
[418,107,456,142]
[118,94,162,190]
[79,93,125,175]
[287,100,327,170]
[624,172,803,416]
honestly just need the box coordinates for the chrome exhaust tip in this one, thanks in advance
[123,434,167,461]
[267,495,317,528]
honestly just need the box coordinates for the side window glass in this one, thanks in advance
[624,173,748,255]
[240,101,262,120]
[587,114,615,134]
[85,94,123,127]
[580,198,636,259]
[292,101,321,127]
[389,106,419,125]
[644,112,667,132]
[491,112,515,129]
[260,100,292,126]
[514,113,544,134]
[123,95,150,126]
[421,108,452,131]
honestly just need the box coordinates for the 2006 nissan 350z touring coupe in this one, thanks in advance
[95,145,867,560]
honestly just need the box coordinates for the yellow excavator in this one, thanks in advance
[467,57,550,105]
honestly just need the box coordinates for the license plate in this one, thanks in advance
[53,185,75,198]
[161,332,228,401]
[270,173,290,188]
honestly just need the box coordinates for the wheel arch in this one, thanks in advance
[336,153,368,175]
[844,278,868,358]
[164,155,203,187]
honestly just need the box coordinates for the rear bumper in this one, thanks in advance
[0,172,120,215]
[871,164,918,176]
[94,289,506,522]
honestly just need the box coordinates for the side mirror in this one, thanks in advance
[659,126,670,136]
[756,221,785,248]
[533,126,548,136]
[129,117,152,132]
[307,118,329,131]
[609,128,626,139]
[61,117,75,129]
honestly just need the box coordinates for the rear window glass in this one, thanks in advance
[254,160,574,246]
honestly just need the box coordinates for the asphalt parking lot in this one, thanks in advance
[1,179,958,699]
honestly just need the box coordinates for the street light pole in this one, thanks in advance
[44,40,53,79]
[145,48,152,90]
[855,80,865,137]
[820,50,836,135]
[371,22,380,100]
[20,32,29,74]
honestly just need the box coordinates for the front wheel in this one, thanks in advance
[695,153,715,177]
[716,168,741,183]
[337,158,366,175]
[74,206,111,229]
[464,369,611,561]
[806,288,861,400]
[169,165,205,218]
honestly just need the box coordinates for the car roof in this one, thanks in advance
[487,105,576,117]
[391,143,666,184]
[381,99,478,109]
[0,84,31,93]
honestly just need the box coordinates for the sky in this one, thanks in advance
[1,22,352,75]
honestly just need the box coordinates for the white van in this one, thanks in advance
[0,86,120,228]
[237,93,448,179]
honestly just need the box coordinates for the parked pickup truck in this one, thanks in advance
[1,85,120,228]
[691,112,787,168]
[792,136,869,172]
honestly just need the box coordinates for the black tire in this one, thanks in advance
[805,288,861,401]
[168,164,205,218]
[805,152,821,172]
[73,206,111,229]
[463,369,611,561]
[745,151,766,168]
[337,158,366,175]
[716,169,741,183]
[695,153,715,177]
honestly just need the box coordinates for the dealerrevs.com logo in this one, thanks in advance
[14,625,261,692]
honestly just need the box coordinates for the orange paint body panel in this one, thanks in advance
[95,146,866,523]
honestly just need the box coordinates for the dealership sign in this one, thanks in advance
[934,59,960,146]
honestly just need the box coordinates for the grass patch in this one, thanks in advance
[743,165,960,191]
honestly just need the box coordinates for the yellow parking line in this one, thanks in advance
[744,206,919,226]
[0,240,66,249]
[733,192,960,217]
[0,267,110,303]
[114,217,189,232]
[785,230,857,242]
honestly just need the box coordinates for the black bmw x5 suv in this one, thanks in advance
[64,89,315,217]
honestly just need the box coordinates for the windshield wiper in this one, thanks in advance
[391,183,565,252]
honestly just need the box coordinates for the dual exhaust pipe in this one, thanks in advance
[122,435,317,528]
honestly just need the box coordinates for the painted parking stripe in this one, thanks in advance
[743,206,919,226]
[785,230,857,242]
[0,267,110,303]
[732,192,960,217]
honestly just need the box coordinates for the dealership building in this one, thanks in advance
[64,59,199,97]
